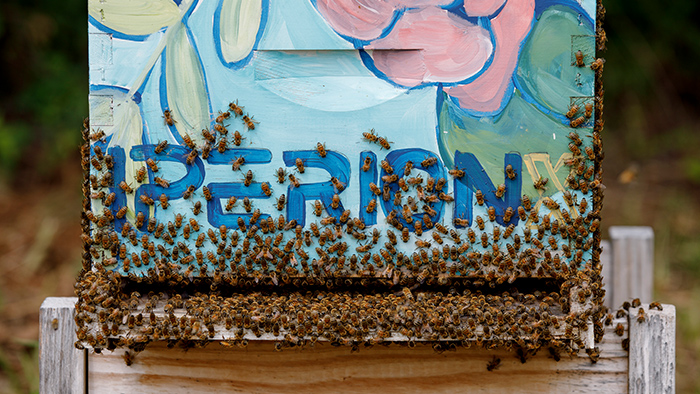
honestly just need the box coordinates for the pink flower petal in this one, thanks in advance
[315,0,398,41]
[445,0,534,113]
[367,7,492,87]
[463,0,507,16]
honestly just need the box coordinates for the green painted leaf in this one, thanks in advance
[166,22,211,147]
[219,0,262,63]
[88,0,181,36]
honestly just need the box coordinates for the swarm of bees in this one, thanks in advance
[77,32,607,362]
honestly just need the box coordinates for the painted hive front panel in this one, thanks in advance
[78,0,606,350]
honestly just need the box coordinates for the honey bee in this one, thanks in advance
[189,218,200,231]
[315,142,327,158]
[330,194,341,209]
[330,177,346,192]
[382,174,398,183]
[146,158,159,172]
[288,174,300,188]
[201,128,215,143]
[566,104,580,119]
[438,192,454,202]
[505,164,517,180]
[232,130,244,146]
[152,176,169,188]
[180,185,195,200]
[217,139,227,154]
[421,157,437,167]
[88,128,106,141]
[273,194,286,211]
[269,168,286,184]
[614,323,625,336]
[494,184,506,199]
[159,194,169,209]
[92,145,104,161]
[201,142,212,159]
[367,182,381,196]
[475,215,485,230]
[135,212,145,228]
[448,168,465,178]
[260,182,272,197]
[366,199,377,213]
[378,137,391,150]
[192,201,202,215]
[243,170,254,187]
[415,240,432,249]
[215,110,231,124]
[155,140,169,154]
[229,100,244,116]
[533,177,548,191]
[90,156,103,171]
[574,50,585,67]
[242,114,258,130]
[230,156,246,171]
[453,217,469,227]
[242,196,253,212]
[200,186,212,201]
[380,160,393,174]
[502,206,514,223]
[570,116,585,128]
[637,308,646,323]
[163,109,175,126]
[406,175,423,186]
[649,302,663,311]
[140,194,154,205]
[294,157,305,173]
[486,356,501,371]
[590,58,604,71]
[310,200,323,216]
[584,102,593,118]
[182,134,197,150]
[359,156,373,172]
[104,154,114,170]
[584,146,595,160]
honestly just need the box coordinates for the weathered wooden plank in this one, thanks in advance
[39,297,86,394]
[628,304,675,394]
[88,323,629,394]
[609,226,654,307]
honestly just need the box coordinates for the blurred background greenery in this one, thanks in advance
[0,0,699,392]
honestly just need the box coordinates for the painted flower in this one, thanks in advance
[314,0,535,115]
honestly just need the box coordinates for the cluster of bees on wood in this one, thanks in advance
[75,8,610,364]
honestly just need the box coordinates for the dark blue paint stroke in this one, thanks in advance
[282,150,351,226]
[454,151,521,226]
[207,183,271,228]
[206,148,272,165]
[213,0,269,69]
[380,149,446,230]
[358,151,378,226]
[130,144,205,220]
[452,170,472,228]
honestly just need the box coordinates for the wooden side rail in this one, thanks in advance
[40,297,675,394]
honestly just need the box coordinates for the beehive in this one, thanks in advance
[76,0,607,357]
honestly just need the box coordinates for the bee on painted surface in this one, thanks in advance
[215,110,231,124]
[118,181,133,194]
[295,158,305,173]
[243,197,253,212]
[574,50,585,67]
[192,201,202,215]
[566,104,580,119]
[275,168,287,183]
[159,194,169,209]
[505,164,517,180]
[217,139,227,154]
[275,194,286,211]
[233,130,244,146]
[229,100,244,117]
[186,149,199,165]
[242,114,258,130]
[153,177,169,188]
[584,102,593,118]
[261,182,272,197]
[421,157,437,167]
[366,199,377,213]
[163,110,175,126]
[331,177,346,192]
[231,156,246,171]
[201,143,212,159]
[380,160,393,174]
[361,156,373,172]
[288,174,301,188]
[182,134,197,150]
[139,194,154,206]
[244,170,254,187]
[316,142,327,158]
[146,158,159,172]
[311,200,323,216]
[533,177,548,191]
[570,116,585,128]
[155,140,169,154]
[448,167,465,178]
[201,128,215,143]
[182,185,196,199]
[378,136,391,150]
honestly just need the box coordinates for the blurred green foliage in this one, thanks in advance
[0,0,87,182]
